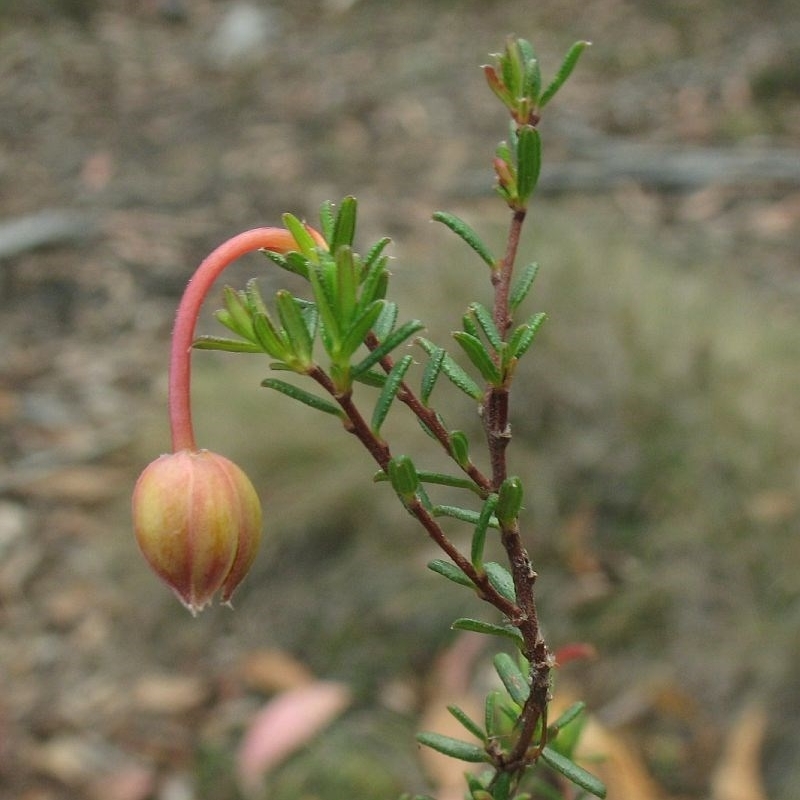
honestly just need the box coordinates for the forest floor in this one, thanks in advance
[1,1,799,799]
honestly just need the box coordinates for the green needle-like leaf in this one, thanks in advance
[275,290,314,366]
[192,336,263,353]
[433,505,499,528]
[318,199,336,243]
[357,255,389,311]
[416,732,489,764]
[453,331,502,385]
[427,558,474,588]
[493,652,530,706]
[308,260,342,352]
[525,56,542,105]
[330,195,358,252]
[509,312,547,359]
[452,618,523,645]
[485,562,516,603]
[509,262,540,311]
[372,301,398,342]
[420,345,445,405]
[549,701,586,739]
[469,302,503,352]
[339,300,386,360]
[495,475,523,526]
[448,430,471,468]
[261,378,343,417]
[352,368,387,388]
[335,246,359,325]
[251,312,291,360]
[418,470,481,494]
[447,704,486,742]
[387,454,420,499]
[372,353,413,434]
[516,125,541,204]
[540,746,606,798]
[364,236,392,269]
[221,287,255,340]
[281,213,319,260]
[484,690,501,738]
[432,211,496,268]
[471,494,499,569]
[539,40,591,109]
[352,319,424,376]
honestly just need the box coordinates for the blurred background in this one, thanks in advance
[1,1,798,798]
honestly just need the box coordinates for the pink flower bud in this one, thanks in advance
[132,449,262,615]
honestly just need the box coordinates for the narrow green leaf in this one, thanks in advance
[516,125,541,203]
[465,773,488,796]
[417,338,483,400]
[261,378,343,417]
[416,470,481,494]
[283,251,311,279]
[469,302,503,351]
[447,704,486,742]
[453,331,501,385]
[372,354,413,434]
[330,195,358,252]
[484,690,501,738]
[495,476,524,526]
[318,199,336,243]
[214,308,245,338]
[335,246,359,324]
[427,558,474,588]
[357,255,389,312]
[364,236,392,269]
[484,562,516,603]
[471,494,499,569]
[416,732,489,764]
[461,310,480,341]
[524,56,542,104]
[251,312,290,360]
[433,505,499,528]
[352,368,387,388]
[281,213,319,259]
[352,319,424,377]
[493,652,530,706]
[296,299,319,342]
[372,301,398,342]
[308,261,341,350]
[550,701,586,732]
[275,290,314,366]
[539,40,591,109]
[420,344,446,405]
[490,770,513,800]
[452,618,523,645]
[509,262,540,311]
[387,454,419,499]
[448,430,471,468]
[432,211,496,268]
[339,300,386,360]
[540,746,606,798]
[509,312,546,359]
[261,248,288,271]
[221,287,255,340]
[192,335,262,353]
[502,37,523,99]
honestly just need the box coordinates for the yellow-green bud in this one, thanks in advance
[132,449,262,615]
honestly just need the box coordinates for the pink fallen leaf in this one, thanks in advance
[236,680,351,794]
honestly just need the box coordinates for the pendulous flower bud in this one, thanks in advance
[132,449,262,615]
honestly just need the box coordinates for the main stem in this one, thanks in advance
[488,205,552,771]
